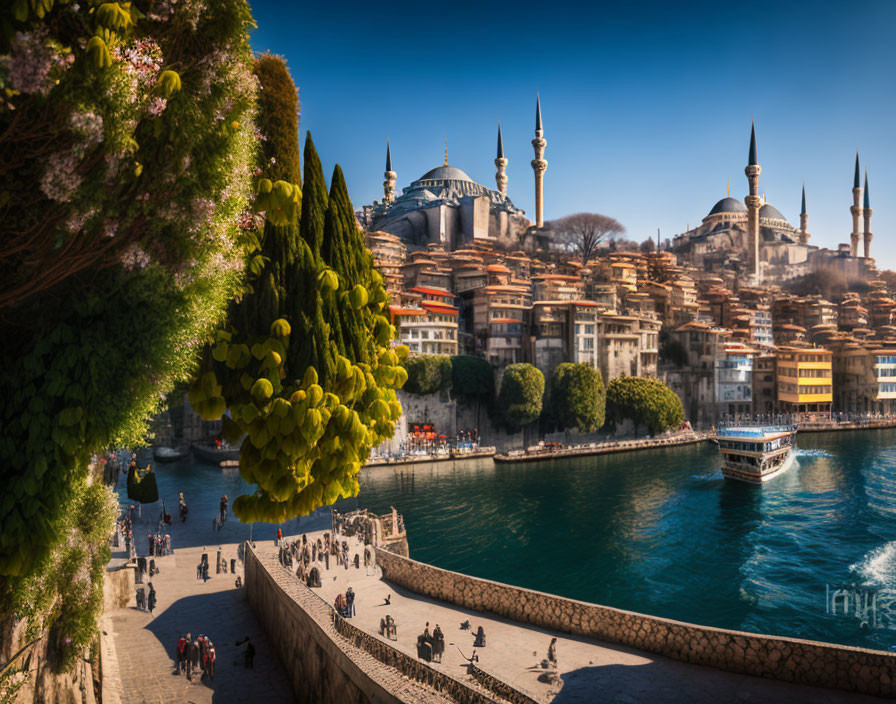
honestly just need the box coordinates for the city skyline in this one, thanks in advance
[250,0,896,268]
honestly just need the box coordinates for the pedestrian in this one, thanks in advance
[324,551,329,570]
[206,640,216,680]
[177,634,187,674]
[189,637,200,679]
[235,636,254,668]
[346,586,355,617]
[147,582,156,615]
[184,633,194,680]
[197,562,202,580]
[547,637,558,668]
[148,533,153,557]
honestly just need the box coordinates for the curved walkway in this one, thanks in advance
[269,530,887,704]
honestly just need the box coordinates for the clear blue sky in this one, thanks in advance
[250,0,896,269]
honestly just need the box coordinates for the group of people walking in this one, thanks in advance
[417,622,445,662]
[176,633,216,681]
[136,582,157,614]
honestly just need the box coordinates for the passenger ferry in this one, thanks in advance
[715,425,797,483]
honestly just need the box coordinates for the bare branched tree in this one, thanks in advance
[549,213,625,264]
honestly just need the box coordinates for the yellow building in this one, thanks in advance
[776,346,832,421]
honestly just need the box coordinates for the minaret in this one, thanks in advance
[863,170,872,258]
[850,152,862,257]
[531,94,547,228]
[799,183,810,244]
[383,139,396,204]
[744,122,762,282]
[494,123,508,195]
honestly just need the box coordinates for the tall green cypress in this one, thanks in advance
[231,55,302,338]
[299,133,327,257]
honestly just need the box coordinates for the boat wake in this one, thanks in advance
[690,470,724,481]
[851,541,896,588]
[793,448,833,459]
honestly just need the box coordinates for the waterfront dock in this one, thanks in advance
[494,432,712,464]
[365,448,496,469]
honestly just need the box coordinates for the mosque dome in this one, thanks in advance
[419,165,473,182]
[759,203,788,222]
[708,197,747,216]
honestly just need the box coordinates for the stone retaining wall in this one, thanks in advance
[102,564,134,612]
[376,548,896,698]
[245,544,405,703]
[331,614,502,704]
[245,544,508,704]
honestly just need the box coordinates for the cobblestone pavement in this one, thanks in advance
[106,543,293,704]
[271,529,887,704]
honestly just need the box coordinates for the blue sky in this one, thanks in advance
[250,0,896,268]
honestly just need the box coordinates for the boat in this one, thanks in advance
[715,425,797,483]
[153,446,189,463]
[191,442,241,464]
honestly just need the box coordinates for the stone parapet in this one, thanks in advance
[376,548,896,698]
[244,543,505,704]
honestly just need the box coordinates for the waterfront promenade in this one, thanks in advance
[264,530,886,704]
[103,540,293,704]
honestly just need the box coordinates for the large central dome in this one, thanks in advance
[708,197,747,216]
[419,165,473,182]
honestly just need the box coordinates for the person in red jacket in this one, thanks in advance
[176,635,187,674]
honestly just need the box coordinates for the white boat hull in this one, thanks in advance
[721,450,796,484]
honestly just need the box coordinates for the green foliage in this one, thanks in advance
[253,53,301,186]
[498,363,545,431]
[126,465,159,504]
[401,355,452,396]
[2,480,116,671]
[190,60,404,525]
[605,376,684,436]
[450,355,494,405]
[549,363,605,433]
[0,0,259,585]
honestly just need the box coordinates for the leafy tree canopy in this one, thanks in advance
[450,355,494,405]
[498,363,545,431]
[550,363,605,433]
[401,354,452,396]
[606,376,684,436]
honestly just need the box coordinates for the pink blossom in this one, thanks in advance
[120,243,151,270]
[103,219,118,238]
[70,110,104,145]
[147,96,167,116]
[9,29,69,96]
[40,152,82,202]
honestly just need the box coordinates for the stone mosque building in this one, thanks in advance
[357,97,551,252]
[671,125,877,285]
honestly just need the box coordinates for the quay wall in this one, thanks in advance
[375,548,896,698]
[245,544,405,704]
[244,544,513,704]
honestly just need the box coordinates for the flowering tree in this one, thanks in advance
[0,0,259,667]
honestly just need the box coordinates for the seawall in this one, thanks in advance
[244,543,522,704]
[375,547,896,698]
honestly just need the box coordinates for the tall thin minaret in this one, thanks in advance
[863,170,872,259]
[799,182,810,244]
[744,122,762,282]
[850,152,862,257]
[495,122,508,195]
[383,139,396,204]
[531,95,547,228]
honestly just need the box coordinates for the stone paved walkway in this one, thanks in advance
[272,529,887,704]
[105,542,293,704]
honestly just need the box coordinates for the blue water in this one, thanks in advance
[125,429,896,650]
[354,430,896,651]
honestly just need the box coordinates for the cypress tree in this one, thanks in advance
[299,133,327,257]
